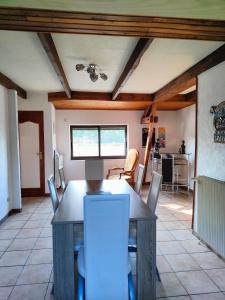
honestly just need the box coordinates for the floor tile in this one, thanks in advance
[16,228,42,239]
[0,266,23,286]
[191,252,225,270]
[0,230,19,240]
[205,268,225,291]
[39,228,52,238]
[1,221,26,230]
[0,251,30,267]
[157,231,175,242]
[7,238,37,251]
[8,283,48,300]
[7,213,32,222]
[17,264,52,285]
[157,255,173,273]
[162,221,186,230]
[45,283,54,300]
[165,254,200,272]
[0,240,12,252]
[191,292,225,299]
[0,286,13,300]
[33,238,52,250]
[157,273,188,298]
[158,214,177,221]
[176,270,219,294]
[158,241,187,255]
[170,230,197,241]
[180,240,210,253]
[26,249,53,265]
[29,214,50,221]
[23,220,46,229]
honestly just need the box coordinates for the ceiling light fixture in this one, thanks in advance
[75,63,108,82]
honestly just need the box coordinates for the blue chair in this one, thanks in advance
[129,171,162,281]
[47,175,60,213]
[58,167,67,192]
[77,194,135,300]
[134,164,145,195]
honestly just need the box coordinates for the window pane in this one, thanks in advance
[100,127,126,156]
[72,128,99,157]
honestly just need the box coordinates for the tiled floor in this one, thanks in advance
[0,190,225,299]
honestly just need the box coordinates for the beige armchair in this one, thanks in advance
[106,149,139,186]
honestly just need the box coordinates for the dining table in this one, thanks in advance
[52,179,156,300]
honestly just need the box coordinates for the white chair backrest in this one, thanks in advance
[58,167,66,191]
[147,171,162,214]
[47,175,59,213]
[84,194,130,300]
[134,164,145,195]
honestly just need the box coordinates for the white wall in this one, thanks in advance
[18,92,56,193]
[0,86,21,221]
[176,105,196,189]
[197,61,225,181]
[55,110,179,181]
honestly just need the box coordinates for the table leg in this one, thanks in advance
[137,219,156,300]
[53,224,75,300]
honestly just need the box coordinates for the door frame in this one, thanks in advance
[18,111,45,197]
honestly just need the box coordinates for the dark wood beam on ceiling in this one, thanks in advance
[37,33,71,98]
[153,43,225,103]
[48,91,154,102]
[1,7,225,41]
[112,38,153,100]
[141,90,197,123]
[0,71,27,99]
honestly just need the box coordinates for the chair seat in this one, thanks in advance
[128,228,137,246]
[74,232,84,252]
[108,174,131,180]
[77,247,132,278]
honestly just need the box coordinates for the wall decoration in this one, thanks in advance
[210,101,225,144]
[158,127,166,148]
[142,128,155,147]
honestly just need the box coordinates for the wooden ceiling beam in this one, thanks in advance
[0,71,27,99]
[1,7,225,41]
[112,38,153,100]
[37,33,71,98]
[48,91,153,102]
[153,43,225,103]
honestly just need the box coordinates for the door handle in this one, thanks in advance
[37,152,43,160]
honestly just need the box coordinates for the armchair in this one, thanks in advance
[106,149,139,186]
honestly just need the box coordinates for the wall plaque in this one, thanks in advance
[210,101,225,143]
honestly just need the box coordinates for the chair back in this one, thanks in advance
[58,167,66,191]
[84,194,130,300]
[47,175,59,213]
[124,149,139,172]
[147,171,162,213]
[134,164,145,195]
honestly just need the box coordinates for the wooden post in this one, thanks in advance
[143,105,157,183]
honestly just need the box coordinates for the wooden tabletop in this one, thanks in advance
[52,179,155,224]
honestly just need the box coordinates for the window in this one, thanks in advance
[70,125,127,159]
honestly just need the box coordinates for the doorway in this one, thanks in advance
[18,111,45,197]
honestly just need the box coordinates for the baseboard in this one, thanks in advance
[0,208,22,224]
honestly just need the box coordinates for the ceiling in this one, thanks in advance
[1,0,225,20]
[0,30,223,94]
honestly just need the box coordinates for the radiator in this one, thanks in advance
[196,176,225,259]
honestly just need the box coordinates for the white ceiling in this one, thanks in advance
[1,0,225,20]
[0,30,223,94]
[121,39,223,93]
[53,34,137,92]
